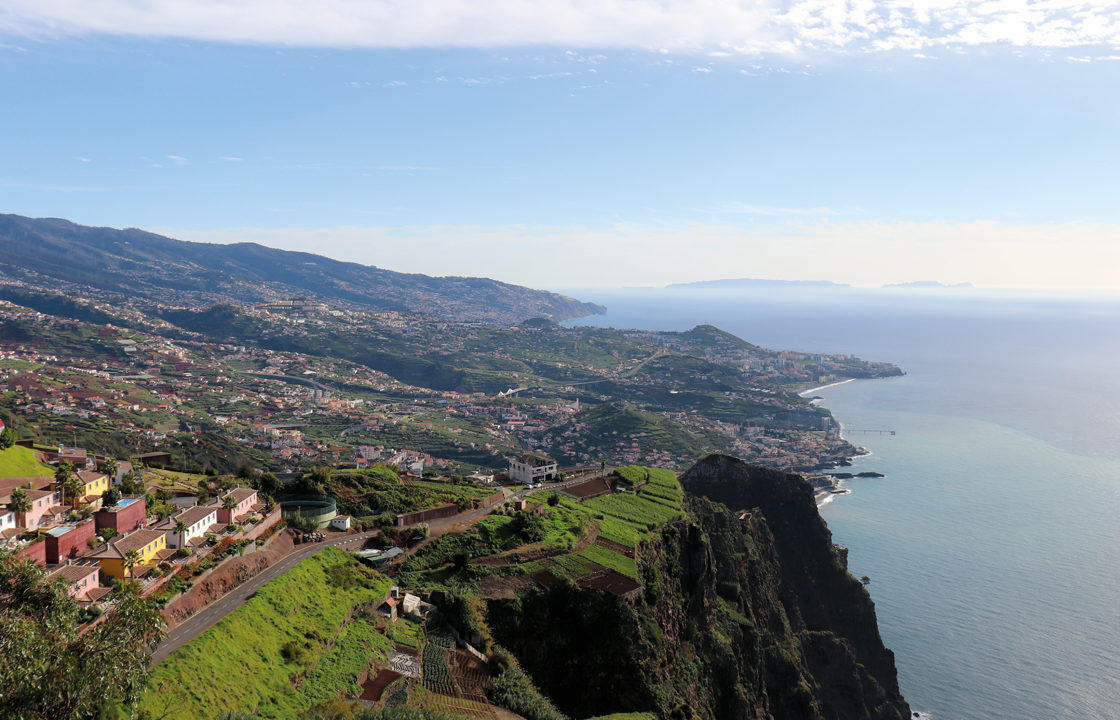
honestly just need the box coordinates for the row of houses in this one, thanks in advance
[7,481,267,603]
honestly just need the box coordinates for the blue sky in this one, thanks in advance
[3,2,1120,288]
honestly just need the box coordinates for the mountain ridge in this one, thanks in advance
[0,214,605,324]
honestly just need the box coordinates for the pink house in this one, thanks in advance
[19,489,62,530]
[215,488,259,523]
[47,565,100,601]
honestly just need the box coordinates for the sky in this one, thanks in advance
[2,1,1120,289]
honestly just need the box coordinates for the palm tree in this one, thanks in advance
[123,549,142,579]
[7,487,32,519]
[174,520,187,548]
[64,473,84,510]
[54,460,74,507]
[103,457,118,483]
[223,494,237,514]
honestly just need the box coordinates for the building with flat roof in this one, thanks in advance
[94,497,147,535]
[508,452,558,484]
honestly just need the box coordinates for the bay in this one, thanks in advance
[563,284,1120,720]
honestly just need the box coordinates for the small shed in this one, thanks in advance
[331,515,351,531]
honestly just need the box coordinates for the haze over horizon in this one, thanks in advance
[3,1,1120,289]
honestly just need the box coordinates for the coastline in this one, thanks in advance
[799,378,856,397]
[802,380,873,507]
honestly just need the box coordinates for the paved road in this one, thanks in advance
[150,473,609,664]
[150,530,377,665]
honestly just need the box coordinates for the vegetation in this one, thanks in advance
[0,550,165,720]
[0,444,52,477]
[141,548,392,719]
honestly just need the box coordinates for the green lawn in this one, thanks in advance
[141,547,392,719]
[0,445,53,478]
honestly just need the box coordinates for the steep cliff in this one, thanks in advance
[487,454,911,720]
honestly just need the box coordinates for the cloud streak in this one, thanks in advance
[3,1,1120,55]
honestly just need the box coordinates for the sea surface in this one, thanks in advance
[563,283,1120,720]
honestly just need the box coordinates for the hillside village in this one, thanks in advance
[0,292,897,478]
[0,283,907,719]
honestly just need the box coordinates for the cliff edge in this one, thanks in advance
[488,454,911,720]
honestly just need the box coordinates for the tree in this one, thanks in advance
[123,549,142,578]
[0,426,15,450]
[174,520,187,548]
[252,471,282,497]
[294,466,332,496]
[223,494,237,511]
[119,472,143,496]
[0,550,165,719]
[54,461,74,507]
[63,473,84,509]
[97,528,117,544]
[103,457,119,481]
[7,487,31,516]
[101,487,121,509]
[511,510,545,543]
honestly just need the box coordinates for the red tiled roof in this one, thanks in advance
[48,565,98,584]
[91,529,165,559]
[227,488,256,503]
[173,505,217,527]
[85,587,112,602]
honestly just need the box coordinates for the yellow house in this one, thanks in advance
[59,471,110,509]
[91,529,168,580]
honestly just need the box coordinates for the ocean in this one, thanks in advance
[563,284,1120,720]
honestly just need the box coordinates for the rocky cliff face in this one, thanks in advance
[488,454,911,720]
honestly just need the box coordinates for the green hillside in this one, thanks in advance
[141,548,392,719]
[0,445,52,478]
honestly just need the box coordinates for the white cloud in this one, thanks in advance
[161,218,1120,290]
[166,154,189,165]
[382,79,407,87]
[3,1,1120,55]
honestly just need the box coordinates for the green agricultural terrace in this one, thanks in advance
[141,548,392,719]
[398,466,685,589]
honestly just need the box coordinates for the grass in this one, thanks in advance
[140,547,392,719]
[0,445,53,478]
[387,617,424,650]
[577,543,638,580]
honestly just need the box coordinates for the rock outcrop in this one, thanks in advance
[487,454,911,720]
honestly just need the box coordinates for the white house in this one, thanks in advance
[330,515,351,531]
[508,452,558,484]
[162,505,219,548]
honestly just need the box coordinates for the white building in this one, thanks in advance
[162,505,219,548]
[508,452,558,484]
[331,515,351,531]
